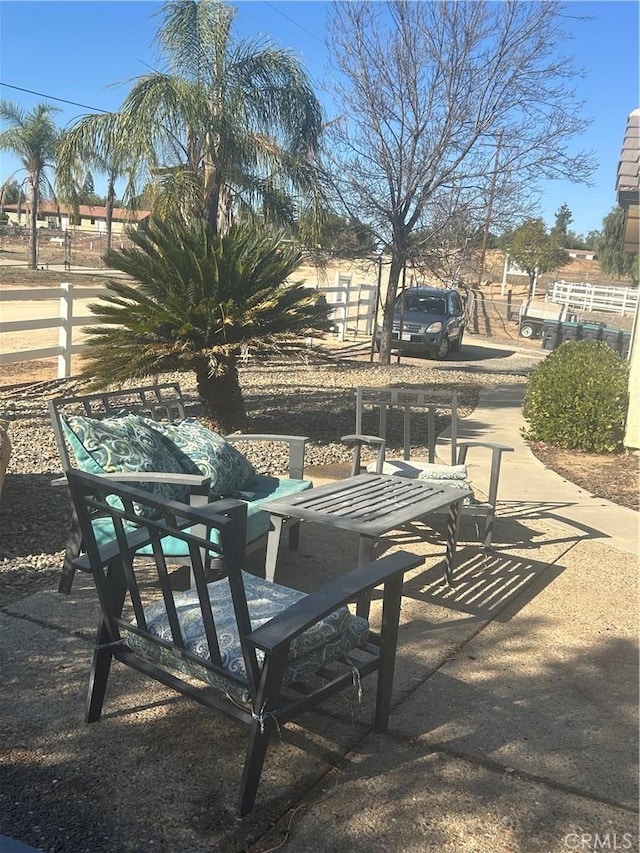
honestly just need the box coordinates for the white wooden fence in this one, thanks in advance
[0,282,108,378]
[545,280,638,316]
[318,272,378,341]
[0,274,379,379]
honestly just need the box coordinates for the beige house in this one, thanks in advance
[2,201,150,235]
[616,108,640,449]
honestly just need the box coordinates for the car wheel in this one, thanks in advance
[433,337,450,360]
[451,330,464,352]
[519,323,536,339]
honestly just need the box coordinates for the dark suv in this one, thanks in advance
[375,286,465,359]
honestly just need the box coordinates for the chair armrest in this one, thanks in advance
[341,433,386,447]
[341,434,386,476]
[72,494,245,572]
[247,550,423,653]
[226,434,308,480]
[456,442,514,507]
[456,441,514,455]
[58,470,212,494]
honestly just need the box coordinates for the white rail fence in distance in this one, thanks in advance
[1,275,378,379]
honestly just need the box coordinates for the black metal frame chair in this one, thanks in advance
[66,469,422,816]
[49,382,310,593]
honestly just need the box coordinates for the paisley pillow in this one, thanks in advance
[61,414,190,511]
[141,417,256,497]
[416,463,467,480]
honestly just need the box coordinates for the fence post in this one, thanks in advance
[57,282,73,378]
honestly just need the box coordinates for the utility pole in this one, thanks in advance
[476,130,503,290]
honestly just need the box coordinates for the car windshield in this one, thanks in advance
[401,294,446,315]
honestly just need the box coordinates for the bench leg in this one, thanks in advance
[265,515,285,583]
[287,519,301,551]
[356,535,376,619]
[59,508,82,593]
[444,499,463,586]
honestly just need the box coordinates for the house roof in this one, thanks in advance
[616,109,640,202]
[2,201,151,222]
[616,109,639,254]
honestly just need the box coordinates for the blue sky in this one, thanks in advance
[1,0,638,237]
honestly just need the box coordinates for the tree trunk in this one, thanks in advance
[105,176,115,252]
[29,177,39,270]
[378,253,404,365]
[194,355,248,434]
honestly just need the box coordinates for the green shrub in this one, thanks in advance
[522,340,629,453]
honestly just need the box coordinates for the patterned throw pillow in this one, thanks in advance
[416,463,468,480]
[61,414,190,511]
[141,417,256,497]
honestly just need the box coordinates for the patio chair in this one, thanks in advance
[49,382,312,593]
[66,468,422,816]
[342,386,513,547]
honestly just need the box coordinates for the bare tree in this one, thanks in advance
[325,1,596,363]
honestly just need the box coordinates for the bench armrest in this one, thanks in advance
[341,433,387,476]
[247,550,422,653]
[54,470,212,493]
[456,442,514,507]
[226,434,309,480]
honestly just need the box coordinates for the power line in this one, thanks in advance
[0,82,109,114]
[262,1,325,45]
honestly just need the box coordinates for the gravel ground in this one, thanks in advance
[0,342,541,606]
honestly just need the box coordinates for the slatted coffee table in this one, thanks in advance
[262,473,471,611]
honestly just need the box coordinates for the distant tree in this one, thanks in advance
[80,216,333,432]
[584,229,601,250]
[325,1,595,364]
[82,170,95,198]
[597,207,638,286]
[563,230,589,250]
[552,203,573,239]
[0,101,61,268]
[300,211,378,259]
[508,218,570,298]
[57,112,133,250]
[0,177,21,205]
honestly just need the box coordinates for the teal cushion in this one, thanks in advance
[124,571,370,705]
[140,417,256,498]
[61,414,190,512]
[91,475,313,552]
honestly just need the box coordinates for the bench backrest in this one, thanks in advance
[355,386,458,465]
[49,382,186,473]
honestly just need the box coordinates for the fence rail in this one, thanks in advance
[1,276,378,379]
[1,283,108,378]
[545,280,638,316]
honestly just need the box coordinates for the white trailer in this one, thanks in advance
[518,299,578,338]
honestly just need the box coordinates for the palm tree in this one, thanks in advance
[0,101,60,268]
[106,0,324,232]
[57,111,134,251]
[80,215,333,432]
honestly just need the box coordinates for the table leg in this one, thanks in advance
[444,499,463,585]
[265,515,285,583]
[356,535,376,619]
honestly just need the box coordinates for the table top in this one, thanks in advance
[261,473,472,537]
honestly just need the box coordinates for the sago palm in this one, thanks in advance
[80,216,333,432]
[0,101,60,268]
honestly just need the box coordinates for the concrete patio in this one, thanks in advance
[0,384,637,852]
